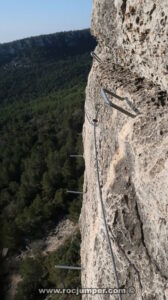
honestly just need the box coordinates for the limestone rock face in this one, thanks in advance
[91,0,168,91]
[80,1,168,299]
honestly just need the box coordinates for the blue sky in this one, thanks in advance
[0,0,93,43]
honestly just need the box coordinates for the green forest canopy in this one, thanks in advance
[0,29,96,248]
[0,29,96,300]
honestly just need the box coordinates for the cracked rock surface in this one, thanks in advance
[80,1,168,299]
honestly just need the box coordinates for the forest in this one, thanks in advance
[0,29,96,299]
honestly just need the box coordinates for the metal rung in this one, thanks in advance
[67,190,83,195]
[101,88,140,118]
[69,155,83,158]
[55,265,83,271]
[91,52,102,64]
[103,88,125,101]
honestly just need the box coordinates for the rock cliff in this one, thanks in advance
[80,1,168,299]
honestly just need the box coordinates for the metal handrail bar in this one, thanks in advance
[101,88,139,118]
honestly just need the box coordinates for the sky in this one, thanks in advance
[0,0,93,43]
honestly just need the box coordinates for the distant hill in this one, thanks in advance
[0,29,96,66]
[0,29,96,106]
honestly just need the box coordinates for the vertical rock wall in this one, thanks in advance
[91,0,168,91]
[80,1,168,299]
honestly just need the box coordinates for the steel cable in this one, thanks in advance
[93,108,122,300]
[86,51,143,300]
